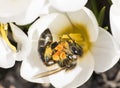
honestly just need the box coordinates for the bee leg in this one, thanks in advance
[67,54,77,60]
[44,56,56,66]
[64,59,77,70]
[46,60,56,66]
[58,59,71,68]
[58,60,65,68]
[66,61,77,70]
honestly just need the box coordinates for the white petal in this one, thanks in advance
[111,0,120,4]
[20,40,50,83]
[0,0,46,25]
[16,0,46,25]
[10,23,29,61]
[0,38,15,68]
[91,27,120,73]
[40,3,60,15]
[49,0,88,12]
[67,7,99,42]
[110,4,120,46]
[28,13,72,41]
[0,11,26,24]
[49,52,94,88]
[0,0,31,17]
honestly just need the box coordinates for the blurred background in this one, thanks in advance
[0,0,120,88]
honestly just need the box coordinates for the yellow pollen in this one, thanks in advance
[0,23,16,52]
[55,44,64,51]
[45,47,52,56]
[52,51,60,61]
[60,52,66,60]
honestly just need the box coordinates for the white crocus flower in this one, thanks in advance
[10,7,119,88]
[0,0,46,25]
[0,23,16,68]
[110,0,120,48]
[0,22,30,68]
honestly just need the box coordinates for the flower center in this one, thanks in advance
[0,23,16,52]
[58,24,91,56]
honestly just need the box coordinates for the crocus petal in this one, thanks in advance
[0,12,25,24]
[0,0,46,25]
[91,27,119,73]
[111,0,120,4]
[67,7,98,42]
[49,52,94,88]
[28,13,73,41]
[49,0,88,12]
[20,40,50,83]
[110,4,120,46]
[15,0,46,25]
[0,0,31,17]
[0,0,30,23]
[0,38,15,68]
[10,23,30,61]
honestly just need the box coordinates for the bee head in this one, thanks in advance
[66,34,83,56]
[70,43,83,56]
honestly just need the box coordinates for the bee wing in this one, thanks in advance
[33,68,64,79]
[38,28,53,60]
[38,28,53,46]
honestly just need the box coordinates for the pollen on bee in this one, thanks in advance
[55,44,64,51]
[52,51,60,61]
[61,42,69,48]
[52,51,67,61]
[60,52,67,60]
[45,47,52,56]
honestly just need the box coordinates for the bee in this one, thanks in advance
[36,28,83,78]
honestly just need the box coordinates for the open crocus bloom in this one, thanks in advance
[0,23,16,68]
[110,0,120,48]
[10,7,119,88]
[0,0,46,25]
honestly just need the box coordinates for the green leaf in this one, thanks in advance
[98,6,106,26]
[90,0,98,18]
[107,0,112,5]
[104,26,109,30]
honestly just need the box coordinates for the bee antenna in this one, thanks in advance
[66,34,76,43]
